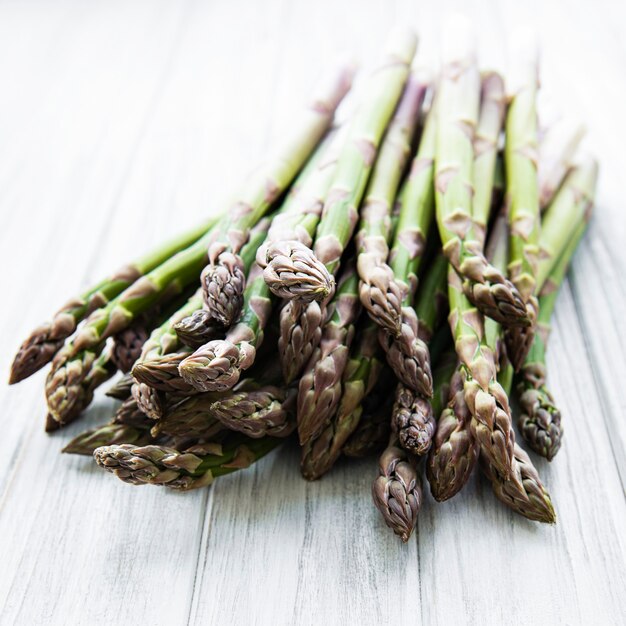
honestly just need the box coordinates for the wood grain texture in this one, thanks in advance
[0,1,624,625]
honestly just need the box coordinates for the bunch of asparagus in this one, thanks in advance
[9,20,598,542]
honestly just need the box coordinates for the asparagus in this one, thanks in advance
[413,253,449,343]
[300,320,383,480]
[286,31,418,302]
[370,100,437,398]
[105,373,134,400]
[536,157,598,288]
[517,190,594,460]
[173,309,223,348]
[482,362,556,523]
[177,212,288,392]
[473,72,506,247]
[131,381,165,420]
[210,386,296,438]
[111,320,149,373]
[94,434,281,490]
[435,18,529,328]
[151,393,223,439]
[296,263,360,445]
[503,33,541,370]
[113,397,154,428]
[391,383,436,455]
[356,74,429,334]
[448,267,515,479]
[278,299,325,384]
[45,345,117,426]
[371,442,422,542]
[63,423,151,456]
[64,67,350,358]
[343,367,395,458]
[427,362,479,501]
[258,129,343,301]
[135,221,270,393]
[200,64,354,325]
[9,216,219,383]
[538,118,585,210]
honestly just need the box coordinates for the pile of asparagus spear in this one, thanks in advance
[9,19,597,542]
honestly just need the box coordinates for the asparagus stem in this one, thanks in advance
[473,72,506,246]
[517,174,595,460]
[200,64,354,324]
[210,386,296,439]
[357,73,429,334]
[306,31,418,287]
[297,262,360,445]
[94,434,282,490]
[259,130,344,301]
[9,216,220,384]
[342,367,395,458]
[372,442,423,542]
[538,118,585,210]
[427,362,478,501]
[300,320,383,480]
[536,157,598,287]
[435,17,529,328]
[63,423,151,456]
[503,32,541,369]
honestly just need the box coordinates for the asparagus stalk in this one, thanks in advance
[356,74,429,334]
[390,383,436,455]
[45,345,117,426]
[371,442,423,542]
[300,320,383,480]
[173,309,223,348]
[111,319,149,374]
[64,71,350,357]
[538,118,585,210]
[517,187,594,460]
[105,372,134,400]
[297,262,360,445]
[200,64,354,325]
[535,157,598,288]
[135,220,270,393]
[473,72,506,247]
[448,267,515,479]
[426,361,478,501]
[435,17,529,328]
[63,423,151,456]
[278,299,325,384]
[413,253,449,343]
[9,216,220,384]
[178,145,341,392]
[257,130,344,302]
[94,434,281,490]
[151,393,223,439]
[374,101,437,396]
[210,386,296,439]
[482,361,556,523]
[342,367,395,458]
[275,31,418,304]
[503,32,541,370]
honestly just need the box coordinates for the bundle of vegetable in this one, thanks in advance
[9,20,598,544]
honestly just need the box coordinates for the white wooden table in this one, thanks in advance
[1,1,624,624]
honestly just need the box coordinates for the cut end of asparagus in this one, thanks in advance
[262,240,335,302]
[201,252,246,327]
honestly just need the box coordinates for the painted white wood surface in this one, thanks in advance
[0,1,624,624]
